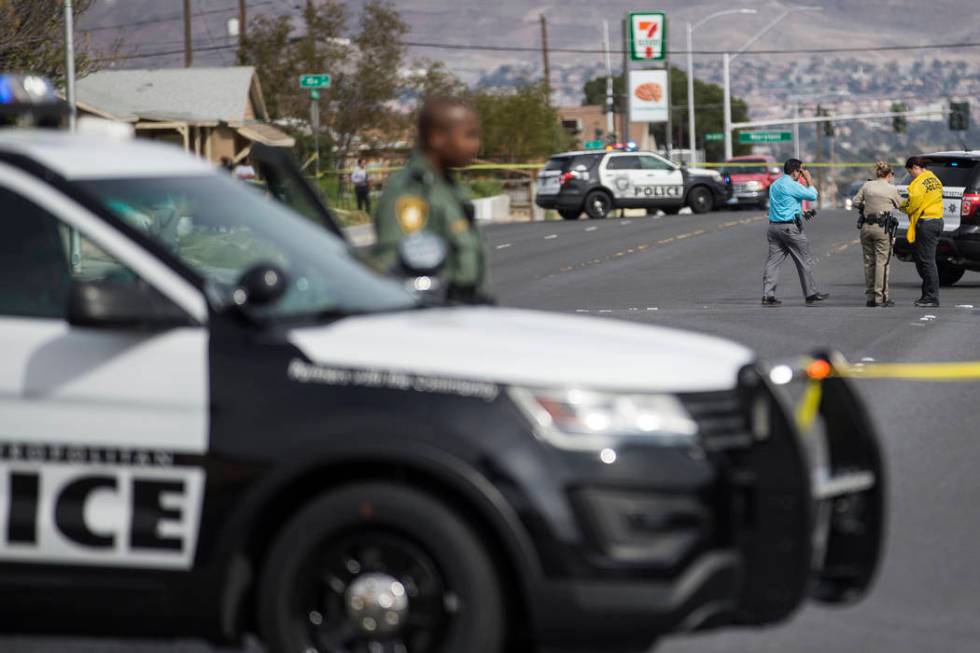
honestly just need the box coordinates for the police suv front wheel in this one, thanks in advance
[584,190,612,219]
[258,482,506,653]
[687,186,714,214]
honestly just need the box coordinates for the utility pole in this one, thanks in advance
[540,15,551,100]
[238,0,246,48]
[815,104,824,208]
[793,101,801,158]
[183,0,193,67]
[602,20,614,141]
[621,18,628,145]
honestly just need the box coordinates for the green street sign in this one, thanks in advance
[704,132,724,142]
[739,131,793,144]
[299,74,332,89]
[310,89,321,101]
[583,139,605,150]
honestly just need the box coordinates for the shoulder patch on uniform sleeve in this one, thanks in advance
[395,196,429,233]
[450,218,470,235]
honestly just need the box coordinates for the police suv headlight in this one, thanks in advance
[508,387,698,450]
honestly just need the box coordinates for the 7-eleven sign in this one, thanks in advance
[628,12,666,61]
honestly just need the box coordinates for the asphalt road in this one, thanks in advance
[10,208,980,652]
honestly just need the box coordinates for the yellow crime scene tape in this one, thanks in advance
[313,161,892,177]
[794,357,980,432]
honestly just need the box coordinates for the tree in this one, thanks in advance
[473,82,574,162]
[0,0,120,87]
[238,0,408,166]
[582,67,752,160]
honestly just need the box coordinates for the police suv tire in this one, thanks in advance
[584,190,612,219]
[938,262,966,286]
[687,186,714,214]
[257,481,506,653]
[559,209,581,220]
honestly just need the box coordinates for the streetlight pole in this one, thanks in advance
[64,0,76,131]
[686,9,755,165]
[603,20,614,141]
[723,6,822,160]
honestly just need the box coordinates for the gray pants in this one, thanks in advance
[762,222,818,298]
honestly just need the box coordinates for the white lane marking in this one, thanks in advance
[598,309,613,313]
[923,314,937,319]
[585,226,598,232]
[956,304,974,308]
[620,221,632,226]
[495,243,512,249]
[575,309,590,313]
[861,357,876,362]
[646,307,659,311]
[544,234,558,240]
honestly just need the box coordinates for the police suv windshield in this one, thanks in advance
[900,158,979,187]
[78,174,416,319]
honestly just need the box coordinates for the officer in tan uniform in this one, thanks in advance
[372,96,489,303]
[853,161,903,307]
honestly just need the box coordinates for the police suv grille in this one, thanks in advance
[679,390,753,450]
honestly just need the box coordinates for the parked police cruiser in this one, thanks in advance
[893,151,980,286]
[0,75,882,653]
[535,147,731,219]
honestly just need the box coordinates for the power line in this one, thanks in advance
[79,0,276,34]
[400,40,980,57]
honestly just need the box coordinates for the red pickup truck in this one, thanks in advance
[723,155,782,210]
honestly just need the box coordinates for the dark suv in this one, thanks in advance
[894,152,980,286]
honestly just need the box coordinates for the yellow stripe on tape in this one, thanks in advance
[795,380,823,433]
[839,361,980,381]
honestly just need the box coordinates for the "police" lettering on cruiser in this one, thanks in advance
[632,185,682,198]
[0,455,205,569]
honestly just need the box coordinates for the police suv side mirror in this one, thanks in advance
[68,280,191,329]
[233,263,289,308]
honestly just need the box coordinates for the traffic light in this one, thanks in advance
[892,102,907,134]
[817,105,833,137]
[950,101,970,131]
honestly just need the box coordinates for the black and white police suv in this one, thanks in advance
[535,149,731,220]
[893,151,980,286]
[0,82,882,653]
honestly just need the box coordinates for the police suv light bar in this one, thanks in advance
[0,73,68,127]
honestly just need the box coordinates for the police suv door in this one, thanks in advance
[601,154,644,207]
[638,154,685,207]
[0,164,209,579]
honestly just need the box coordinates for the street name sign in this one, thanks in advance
[299,74,332,89]
[738,131,793,144]
[704,132,724,142]
[628,12,666,61]
[583,140,605,150]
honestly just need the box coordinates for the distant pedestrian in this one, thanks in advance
[352,158,371,213]
[902,155,944,307]
[761,158,829,306]
[853,161,903,307]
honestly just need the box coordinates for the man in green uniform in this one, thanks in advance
[373,96,489,303]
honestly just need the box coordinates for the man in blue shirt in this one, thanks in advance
[762,158,829,306]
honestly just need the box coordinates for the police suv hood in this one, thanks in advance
[687,167,719,178]
[288,307,752,393]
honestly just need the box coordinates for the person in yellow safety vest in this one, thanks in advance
[901,156,944,307]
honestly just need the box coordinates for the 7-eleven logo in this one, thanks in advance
[631,14,664,60]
